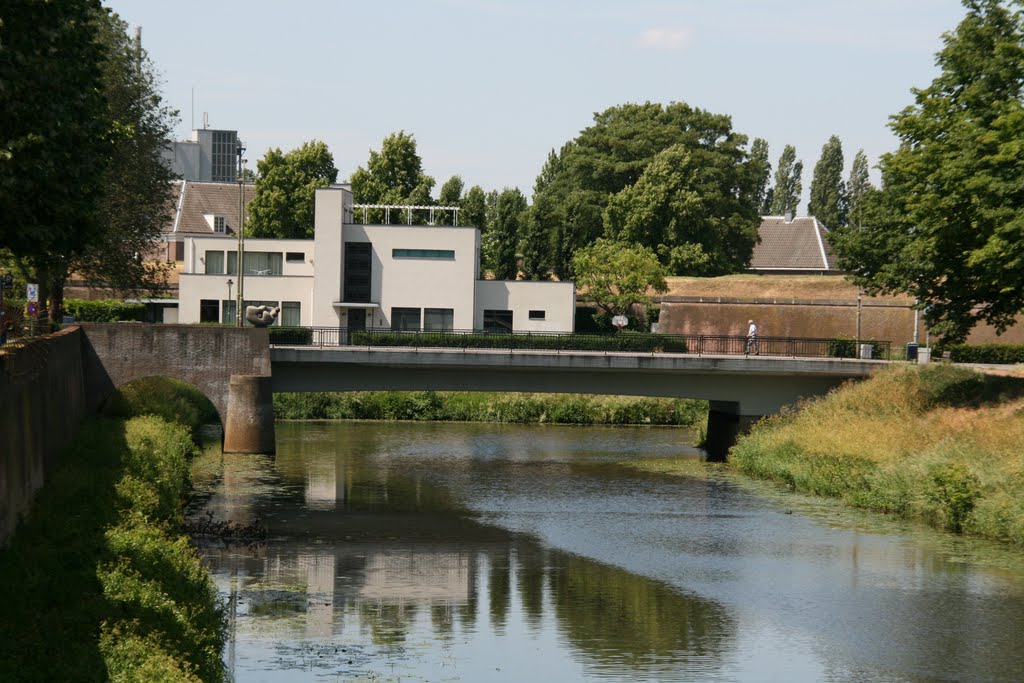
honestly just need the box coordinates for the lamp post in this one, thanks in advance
[235,140,246,326]
[226,278,234,324]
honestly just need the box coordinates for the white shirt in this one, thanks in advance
[748,323,758,337]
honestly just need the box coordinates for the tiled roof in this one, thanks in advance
[168,180,256,235]
[750,216,839,271]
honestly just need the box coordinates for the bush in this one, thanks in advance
[269,326,313,345]
[64,299,146,322]
[945,343,1024,365]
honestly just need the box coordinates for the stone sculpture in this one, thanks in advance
[246,305,281,328]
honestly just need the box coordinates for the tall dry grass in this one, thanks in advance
[731,365,1024,544]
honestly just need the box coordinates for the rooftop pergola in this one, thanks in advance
[353,204,461,226]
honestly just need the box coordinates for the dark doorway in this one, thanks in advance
[348,308,366,331]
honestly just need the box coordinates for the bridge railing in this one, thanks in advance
[268,326,892,360]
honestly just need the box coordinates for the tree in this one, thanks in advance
[808,135,846,228]
[571,239,668,325]
[436,175,463,225]
[769,145,803,216]
[69,11,179,307]
[832,0,1024,342]
[488,188,527,280]
[531,101,755,277]
[461,185,488,231]
[603,143,761,275]
[0,0,112,322]
[749,138,772,214]
[520,197,551,280]
[349,130,434,222]
[845,149,873,228]
[247,141,338,239]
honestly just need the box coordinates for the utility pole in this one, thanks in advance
[236,140,246,326]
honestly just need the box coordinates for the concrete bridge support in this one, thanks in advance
[705,401,762,462]
[223,375,276,453]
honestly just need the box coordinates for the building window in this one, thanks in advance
[227,251,238,275]
[424,308,454,331]
[199,299,219,323]
[483,309,513,333]
[344,242,372,303]
[285,252,305,263]
[213,216,227,233]
[391,307,421,331]
[243,251,282,276]
[211,130,237,182]
[528,310,546,320]
[221,300,237,325]
[204,251,225,274]
[392,248,455,260]
[282,301,301,327]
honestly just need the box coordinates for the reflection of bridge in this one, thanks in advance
[79,324,889,459]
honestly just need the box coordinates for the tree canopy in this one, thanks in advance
[832,0,1024,342]
[349,131,434,212]
[845,149,873,229]
[487,188,527,280]
[769,145,802,215]
[808,135,845,229]
[571,239,668,324]
[247,141,338,239]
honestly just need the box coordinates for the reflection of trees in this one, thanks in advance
[548,553,731,666]
[515,543,547,629]
[488,547,511,632]
[357,602,418,646]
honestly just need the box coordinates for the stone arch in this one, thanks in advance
[97,374,225,429]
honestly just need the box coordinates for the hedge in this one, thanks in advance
[64,299,146,322]
[268,326,313,345]
[945,343,1024,365]
[827,337,887,359]
[350,330,689,353]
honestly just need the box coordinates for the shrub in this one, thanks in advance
[925,463,981,533]
[945,343,1024,365]
[64,299,146,322]
[269,326,313,345]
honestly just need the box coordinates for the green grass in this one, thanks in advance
[273,390,708,427]
[730,364,1024,545]
[0,389,226,680]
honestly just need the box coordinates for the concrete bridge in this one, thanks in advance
[76,324,887,459]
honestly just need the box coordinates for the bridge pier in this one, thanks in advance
[223,375,276,454]
[705,401,761,462]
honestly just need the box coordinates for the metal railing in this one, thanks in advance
[267,326,892,360]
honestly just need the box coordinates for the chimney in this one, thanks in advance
[784,210,793,223]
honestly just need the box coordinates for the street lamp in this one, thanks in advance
[226,278,234,324]
[235,140,246,326]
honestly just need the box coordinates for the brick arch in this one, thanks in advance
[80,324,272,448]
[97,373,226,427]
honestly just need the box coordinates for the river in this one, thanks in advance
[188,421,1024,682]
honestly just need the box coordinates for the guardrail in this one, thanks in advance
[268,326,892,360]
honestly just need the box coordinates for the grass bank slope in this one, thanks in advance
[731,365,1024,545]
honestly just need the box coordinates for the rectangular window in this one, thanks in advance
[285,252,305,263]
[199,299,219,323]
[243,251,283,276]
[391,307,421,331]
[282,301,301,327]
[344,242,372,303]
[227,251,238,275]
[392,248,455,260]
[528,310,546,320]
[213,216,226,233]
[204,250,225,274]
[424,308,454,331]
[221,300,237,325]
[483,309,513,333]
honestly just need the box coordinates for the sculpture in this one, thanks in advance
[246,305,280,328]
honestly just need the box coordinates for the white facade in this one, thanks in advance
[177,184,575,333]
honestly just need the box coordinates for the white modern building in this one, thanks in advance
[162,126,242,183]
[177,184,576,333]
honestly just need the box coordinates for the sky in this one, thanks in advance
[110,0,969,213]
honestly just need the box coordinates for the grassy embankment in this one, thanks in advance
[728,364,1024,545]
[274,390,708,427]
[0,379,225,682]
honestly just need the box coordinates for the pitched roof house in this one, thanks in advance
[749,214,840,274]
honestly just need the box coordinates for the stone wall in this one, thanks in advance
[0,328,85,545]
[659,297,1024,347]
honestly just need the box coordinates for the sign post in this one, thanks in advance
[26,283,39,336]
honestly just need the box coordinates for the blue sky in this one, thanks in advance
[110,0,968,212]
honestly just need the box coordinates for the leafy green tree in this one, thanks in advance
[520,197,551,280]
[769,145,803,216]
[603,143,761,275]
[461,185,488,230]
[532,102,754,277]
[808,135,846,228]
[749,138,772,215]
[488,188,527,280]
[832,0,1024,342]
[349,130,434,223]
[845,149,872,228]
[0,0,111,321]
[248,141,338,239]
[571,239,668,325]
[436,175,464,225]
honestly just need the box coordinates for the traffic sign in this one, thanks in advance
[27,302,38,316]
[27,283,38,302]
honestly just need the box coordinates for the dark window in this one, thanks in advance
[392,248,455,260]
[391,307,421,331]
[424,308,454,331]
[199,299,220,323]
[344,242,372,302]
[528,310,546,320]
[483,309,513,333]
[174,241,184,261]
[286,252,305,262]
[213,216,226,233]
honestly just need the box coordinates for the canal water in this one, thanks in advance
[188,421,1024,682]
